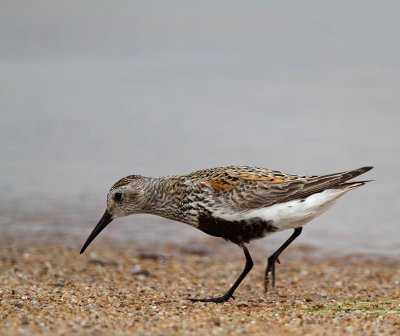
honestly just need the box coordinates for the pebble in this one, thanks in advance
[88,257,118,266]
[131,264,150,276]
[138,253,165,261]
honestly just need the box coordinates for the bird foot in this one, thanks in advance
[190,294,234,303]
[264,256,280,292]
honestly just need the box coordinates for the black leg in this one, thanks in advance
[191,244,254,303]
[264,227,303,292]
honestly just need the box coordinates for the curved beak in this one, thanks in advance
[80,210,113,254]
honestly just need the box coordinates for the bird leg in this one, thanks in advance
[264,227,303,292]
[190,244,253,303]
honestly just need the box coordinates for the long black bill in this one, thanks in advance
[80,210,113,254]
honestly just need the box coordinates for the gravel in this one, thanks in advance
[0,240,399,335]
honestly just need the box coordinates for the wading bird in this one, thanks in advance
[80,165,373,303]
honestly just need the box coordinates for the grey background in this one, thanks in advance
[1,1,399,255]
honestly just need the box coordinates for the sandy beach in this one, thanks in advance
[1,238,399,336]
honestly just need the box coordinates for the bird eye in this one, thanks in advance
[114,192,123,201]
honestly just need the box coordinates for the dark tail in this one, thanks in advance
[338,166,374,184]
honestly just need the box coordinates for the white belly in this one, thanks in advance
[217,188,352,232]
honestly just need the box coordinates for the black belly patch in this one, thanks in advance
[197,213,278,244]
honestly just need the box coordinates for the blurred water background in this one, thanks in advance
[1,1,399,255]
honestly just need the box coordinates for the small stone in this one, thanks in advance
[131,265,150,276]
[237,302,249,307]
[138,253,165,261]
[14,302,23,309]
[209,317,221,326]
[88,257,118,266]
[20,315,29,325]
[53,279,66,287]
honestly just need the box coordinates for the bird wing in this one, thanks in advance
[201,166,372,211]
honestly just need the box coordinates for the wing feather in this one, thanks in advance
[201,166,372,211]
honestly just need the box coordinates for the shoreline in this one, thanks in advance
[1,238,399,335]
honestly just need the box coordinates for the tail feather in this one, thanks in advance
[336,166,374,189]
[338,166,374,184]
[286,166,373,201]
[336,180,373,190]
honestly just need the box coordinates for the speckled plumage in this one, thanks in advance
[81,165,373,303]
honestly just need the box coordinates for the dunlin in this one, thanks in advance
[80,165,373,303]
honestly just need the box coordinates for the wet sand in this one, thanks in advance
[0,238,399,336]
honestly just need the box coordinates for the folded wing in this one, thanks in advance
[203,166,373,211]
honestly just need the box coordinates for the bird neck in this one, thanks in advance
[142,176,191,223]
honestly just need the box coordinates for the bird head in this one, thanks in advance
[80,175,147,254]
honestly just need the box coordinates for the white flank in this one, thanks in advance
[217,185,361,232]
